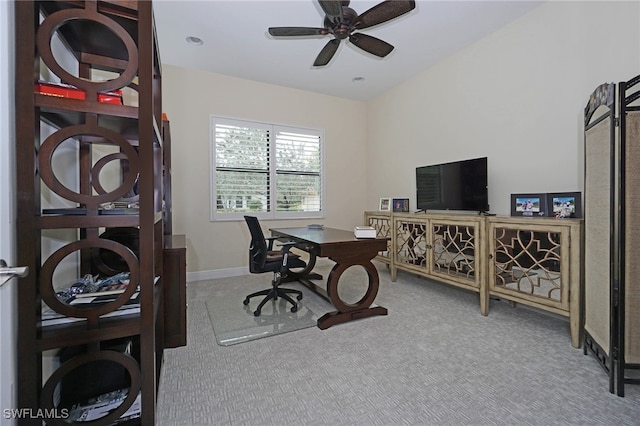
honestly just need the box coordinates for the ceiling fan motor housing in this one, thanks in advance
[326,7,357,38]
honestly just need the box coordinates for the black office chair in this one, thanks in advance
[243,216,305,316]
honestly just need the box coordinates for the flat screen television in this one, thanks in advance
[416,157,489,212]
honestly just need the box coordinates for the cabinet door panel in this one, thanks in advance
[489,222,568,312]
[430,221,479,288]
[393,218,428,272]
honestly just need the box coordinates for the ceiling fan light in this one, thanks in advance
[186,36,203,46]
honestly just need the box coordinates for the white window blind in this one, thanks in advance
[211,116,324,220]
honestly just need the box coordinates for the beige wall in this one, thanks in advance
[366,0,640,215]
[164,1,640,277]
[162,66,367,276]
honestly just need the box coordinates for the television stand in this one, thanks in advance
[364,211,583,348]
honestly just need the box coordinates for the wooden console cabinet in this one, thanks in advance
[365,212,583,347]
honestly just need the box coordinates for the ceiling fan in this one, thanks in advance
[268,0,416,67]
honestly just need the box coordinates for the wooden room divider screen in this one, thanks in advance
[583,74,640,396]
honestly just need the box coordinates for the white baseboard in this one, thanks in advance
[187,267,248,283]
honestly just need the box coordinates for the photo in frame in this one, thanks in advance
[510,193,547,217]
[379,198,391,211]
[392,198,409,212]
[547,192,582,218]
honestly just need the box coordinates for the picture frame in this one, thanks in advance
[379,198,391,211]
[510,193,548,217]
[547,192,582,218]
[392,198,409,212]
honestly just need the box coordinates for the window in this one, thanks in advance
[210,116,324,220]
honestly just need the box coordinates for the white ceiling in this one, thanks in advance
[154,1,543,101]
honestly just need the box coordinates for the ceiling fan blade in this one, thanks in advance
[318,0,344,24]
[313,39,340,66]
[349,33,394,58]
[269,27,328,37]
[353,0,416,30]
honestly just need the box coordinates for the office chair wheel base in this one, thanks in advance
[254,309,261,317]
[291,305,298,313]
[243,298,250,306]
[296,294,303,301]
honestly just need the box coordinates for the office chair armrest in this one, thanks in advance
[265,236,278,250]
[276,242,301,275]
[276,241,298,253]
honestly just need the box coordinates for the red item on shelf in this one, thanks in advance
[35,81,123,105]
[97,92,123,105]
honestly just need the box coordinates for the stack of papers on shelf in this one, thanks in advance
[69,290,140,307]
[74,282,129,299]
[354,226,377,239]
[41,277,160,327]
[40,303,141,327]
[66,389,140,423]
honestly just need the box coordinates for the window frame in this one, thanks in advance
[210,115,325,221]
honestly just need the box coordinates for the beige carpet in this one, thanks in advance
[158,261,640,425]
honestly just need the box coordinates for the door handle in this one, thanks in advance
[0,259,29,287]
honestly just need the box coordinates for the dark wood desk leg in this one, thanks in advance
[283,251,322,282]
[316,259,387,330]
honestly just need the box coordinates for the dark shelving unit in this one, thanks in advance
[14,1,185,424]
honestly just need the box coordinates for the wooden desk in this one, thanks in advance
[270,227,388,329]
